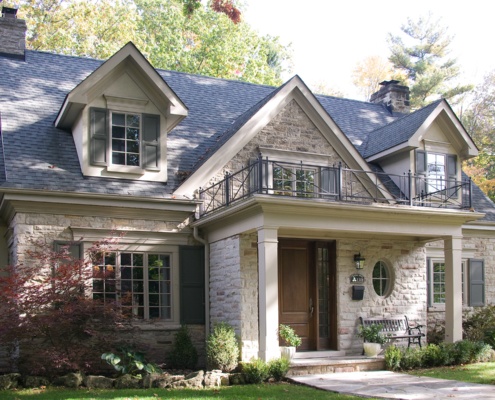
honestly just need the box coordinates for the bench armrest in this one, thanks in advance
[407,324,425,336]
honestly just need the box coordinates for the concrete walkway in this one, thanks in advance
[290,370,495,399]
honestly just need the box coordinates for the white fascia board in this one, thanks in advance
[365,143,410,162]
[174,75,393,202]
[54,42,187,129]
[409,101,477,157]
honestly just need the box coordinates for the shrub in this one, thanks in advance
[206,322,239,372]
[400,347,422,370]
[421,343,443,367]
[168,325,198,369]
[278,324,302,347]
[384,345,402,371]
[0,238,126,378]
[463,305,495,348]
[242,358,270,383]
[268,357,290,381]
[453,340,476,364]
[357,324,387,345]
[101,348,162,377]
[472,341,493,363]
[438,342,456,366]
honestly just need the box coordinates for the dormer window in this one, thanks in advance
[90,108,160,174]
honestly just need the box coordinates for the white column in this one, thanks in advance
[257,227,279,361]
[444,235,463,343]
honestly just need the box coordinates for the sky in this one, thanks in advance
[243,0,494,100]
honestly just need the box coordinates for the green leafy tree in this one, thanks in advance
[462,70,495,202]
[388,14,472,109]
[10,0,289,86]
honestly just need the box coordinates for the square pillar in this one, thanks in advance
[257,227,279,361]
[444,235,463,343]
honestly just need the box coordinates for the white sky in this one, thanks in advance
[243,0,494,100]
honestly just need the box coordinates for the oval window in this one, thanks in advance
[372,261,390,297]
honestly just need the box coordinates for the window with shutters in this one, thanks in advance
[415,150,457,196]
[92,251,172,320]
[427,258,484,307]
[90,108,160,174]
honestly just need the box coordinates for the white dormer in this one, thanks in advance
[55,42,188,182]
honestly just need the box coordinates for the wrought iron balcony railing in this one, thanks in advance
[198,156,472,217]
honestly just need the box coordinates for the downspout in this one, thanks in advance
[193,226,210,336]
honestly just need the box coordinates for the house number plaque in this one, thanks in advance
[350,274,365,283]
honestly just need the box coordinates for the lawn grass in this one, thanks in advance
[0,382,368,400]
[408,362,495,385]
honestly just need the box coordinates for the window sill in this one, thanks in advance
[107,165,145,174]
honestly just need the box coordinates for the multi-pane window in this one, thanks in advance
[273,165,316,197]
[428,259,473,305]
[92,252,171,320]
[372,261,390,297]
[111,113,141,166]
[426,153,446,192]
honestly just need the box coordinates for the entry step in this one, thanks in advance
[293,350,345,359]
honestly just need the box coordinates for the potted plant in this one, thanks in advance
[279,324,302,360]
[357,324,387,357]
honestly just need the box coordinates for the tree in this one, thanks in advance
[11,0,289,86]
[388,14,472,109]
[352,56,395,101]
[462,71,495,202]
[0,238,127,377]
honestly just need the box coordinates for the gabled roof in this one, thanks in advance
[55,42,188,131]
[364,100,478,161]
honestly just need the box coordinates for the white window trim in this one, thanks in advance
[427,258,468,307]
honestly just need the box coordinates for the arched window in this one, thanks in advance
[372,261,391,297]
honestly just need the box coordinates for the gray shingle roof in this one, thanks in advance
[1,49,494,222]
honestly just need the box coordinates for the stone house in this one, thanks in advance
[1,12,494,370]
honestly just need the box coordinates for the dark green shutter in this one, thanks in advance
[142,114,160,170]
[426,258,432,307]
[321,167,337,197]
[53,241,83,272]
[90,108,108,166]
[415,150,427,195]
[447,154,458,196]
[469,259,485,306]
[179,246,205,324]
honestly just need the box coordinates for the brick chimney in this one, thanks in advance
[370,80,410,113]
[0,7,26,60]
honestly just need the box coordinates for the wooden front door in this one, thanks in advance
[278,239,337,351]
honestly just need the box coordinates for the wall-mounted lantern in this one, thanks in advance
[354,253,365,269]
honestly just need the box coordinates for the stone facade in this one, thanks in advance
[209,233,259,361]
[337,239,426,354]
[1,211,206,372]
[0,16,26,58]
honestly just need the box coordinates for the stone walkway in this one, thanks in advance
[290,370,495,399]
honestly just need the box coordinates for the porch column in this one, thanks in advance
[444,235,463,343]
[257,227,279,361]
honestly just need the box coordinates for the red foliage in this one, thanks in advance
[211,0,241,24]
[0,238,128,377]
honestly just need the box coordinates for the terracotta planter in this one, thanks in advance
[363,342,382,357]
[280,346,296,360]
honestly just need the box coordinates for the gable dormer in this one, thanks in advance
[55,42,188,182]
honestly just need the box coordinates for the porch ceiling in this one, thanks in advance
[194,195,484,243]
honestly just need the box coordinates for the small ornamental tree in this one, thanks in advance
[0,237,127,377]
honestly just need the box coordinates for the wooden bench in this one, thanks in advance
[360,315,425,348]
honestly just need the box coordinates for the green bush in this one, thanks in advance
[384,345,402,371]
[438,342,456,366]
[101,348,162,377]
[206,322,239,372]
[168,325,198,369]
[268,357,290,381]
[400,347,422,370]
[472,341,493,363]
[463,305,495,349]
[421,343,443,367]
[242,358,270,383]
[453,340,476,364]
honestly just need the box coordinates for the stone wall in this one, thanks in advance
[209,233,259,361]
[426,233,495,335]
[0,211,206,372]
[0,17,26,58]
[337,239,427,354]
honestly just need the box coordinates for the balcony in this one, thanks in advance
[198,156,472,217]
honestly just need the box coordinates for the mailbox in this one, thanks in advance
[352,285,365,300]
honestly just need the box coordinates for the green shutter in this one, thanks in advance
[469,259,485,306]
[142,114,160,170]
[426,258,432,307]
[415,150,427,195]
[447,154,458,196]
[179,246,205,324]
[90,108,108,166]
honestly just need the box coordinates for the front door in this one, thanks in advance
[278,239,337,351]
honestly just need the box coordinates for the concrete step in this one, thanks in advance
[293,350,346,359]
[287,355,385,376]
